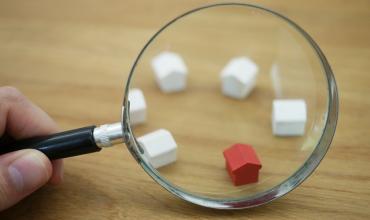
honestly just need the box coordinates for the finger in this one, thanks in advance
[0,87,64,210]
[0,86,58,139]
[0,149,52,211]
[0,87,63,184]
[49,159,64,185]
[0,87,64,181]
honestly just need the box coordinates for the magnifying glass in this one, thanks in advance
[0,3,338,209]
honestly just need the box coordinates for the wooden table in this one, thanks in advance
[0,0,369,219]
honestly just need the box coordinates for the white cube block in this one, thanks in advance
[272,99,307,136]
[151,51,188,93]
[128,88,146,125]
[137,129,177,168]
[220,57,259,99]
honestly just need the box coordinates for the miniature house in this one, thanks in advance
[220,57,259,99]
[137,129,177,169]
[128,88,147,125]
[272,99,307,136]
[151,51,188,93]
[223,143,262,186]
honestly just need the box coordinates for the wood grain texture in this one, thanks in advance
[0,0,369,219]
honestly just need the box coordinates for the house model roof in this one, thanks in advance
[223,143,262,172]
[220,57,258,85]
[151,51,187,79]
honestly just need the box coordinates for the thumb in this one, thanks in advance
[0,149,52,210]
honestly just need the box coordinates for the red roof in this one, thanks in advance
[223,144,261,171]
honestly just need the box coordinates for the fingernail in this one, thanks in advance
[8,151,50,193]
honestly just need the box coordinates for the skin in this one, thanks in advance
[0,86,63,211]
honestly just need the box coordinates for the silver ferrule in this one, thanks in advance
[93,122,124,148]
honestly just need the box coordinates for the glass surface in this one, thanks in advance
[123,3,337,208]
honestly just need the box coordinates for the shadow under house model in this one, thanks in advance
[223,143,262,186]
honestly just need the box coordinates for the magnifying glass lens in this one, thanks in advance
[126,4,334,205]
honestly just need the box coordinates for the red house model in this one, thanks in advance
[223,143,262,186]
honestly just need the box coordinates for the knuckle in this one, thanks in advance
[0,86,25,103]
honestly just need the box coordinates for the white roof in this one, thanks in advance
[221,57,258,85]
[137,129,176,158]
[151,51,187,79]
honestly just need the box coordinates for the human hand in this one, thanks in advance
[0,86,63,211]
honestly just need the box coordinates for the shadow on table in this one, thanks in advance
[0,172,294,219]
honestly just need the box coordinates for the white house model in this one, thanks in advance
[128,88,147,125]
[137,129,177,169]
[220,57,259,99]
[272,99,307,136]
[151,51,188,93]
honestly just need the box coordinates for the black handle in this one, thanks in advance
[0,126,101,160]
